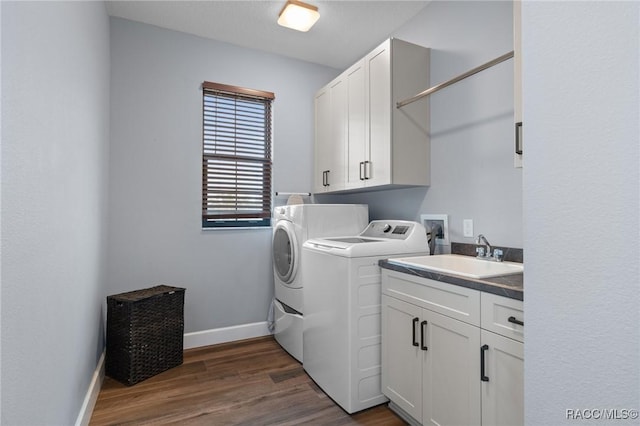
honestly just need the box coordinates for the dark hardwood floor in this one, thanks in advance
[90,336,406,425]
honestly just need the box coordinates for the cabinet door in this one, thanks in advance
[346,60,367,189]
[514,0,523,168]
[381,295,423,422]
[423,309,481,426]
[366,41,392,186]
[328,78,347,191]
[481,330,524,426]
[314,87,331,193]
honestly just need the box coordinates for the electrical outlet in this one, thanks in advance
[463,219,474,237]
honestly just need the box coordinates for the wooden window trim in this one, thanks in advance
[202,81,275,101]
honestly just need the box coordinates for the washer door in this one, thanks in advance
[273,220,299,285]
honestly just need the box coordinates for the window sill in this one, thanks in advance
[201,226,273,232]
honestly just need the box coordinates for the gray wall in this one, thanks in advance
[318,1,522,251]
[522,2,639,423]
[1,2,110,424]
[107,18,338,332]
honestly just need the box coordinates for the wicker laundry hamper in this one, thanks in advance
[106,285,185,386]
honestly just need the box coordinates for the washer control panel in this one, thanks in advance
[360,220,416,240]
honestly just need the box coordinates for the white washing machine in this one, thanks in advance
[302,220,429,413]
[272,204,368,362]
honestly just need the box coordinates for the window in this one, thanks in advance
[202,81,274,228]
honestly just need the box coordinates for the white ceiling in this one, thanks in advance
[105,0,430,70]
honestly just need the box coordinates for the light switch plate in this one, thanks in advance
[463,219,473,237]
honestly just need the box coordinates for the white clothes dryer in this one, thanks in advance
[302,220,429,413]
[272,204,368,362]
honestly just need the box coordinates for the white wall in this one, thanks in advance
[522,2,639,423]
[318,1,522,250]
[107,18,338,332]
[1,2,110,424]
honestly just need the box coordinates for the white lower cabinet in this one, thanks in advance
[480,329,524,426]
[381,295,481,426]
[381,270,524,426]
[425,310,482,426]
[381,295,423,420]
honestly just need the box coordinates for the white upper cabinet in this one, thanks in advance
[314,38,430,193]
[345,59,367,188]
[364,41,392,188]
[514,0,523,168]
[314,87,332,193]
[314,77,347,193]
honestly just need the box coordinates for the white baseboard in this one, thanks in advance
[183,321,271,350]
[75,351,105,426]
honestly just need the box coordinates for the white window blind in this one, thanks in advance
[202,81,274,228]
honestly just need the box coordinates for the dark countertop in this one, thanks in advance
[379,260,523,301]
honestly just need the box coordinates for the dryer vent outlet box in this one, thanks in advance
[421,214,449,246]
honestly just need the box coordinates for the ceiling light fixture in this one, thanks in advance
[277,0,320,32]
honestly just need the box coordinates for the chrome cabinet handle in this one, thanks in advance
[359,162,365,180]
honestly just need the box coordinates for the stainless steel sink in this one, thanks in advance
[388,254,523,279]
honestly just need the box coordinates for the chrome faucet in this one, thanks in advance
[475,234,492,258]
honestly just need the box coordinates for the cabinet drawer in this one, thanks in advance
[481,293,524,342]
[382,270,480,326]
